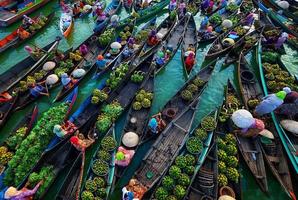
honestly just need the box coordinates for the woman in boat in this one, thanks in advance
[232,109,266,137]
[28,81,49,98]
[275,87,298,119]
[147,30,159,46]
[111,15,120,27]
[254,89,289,116]
[96,54,110,70]
[185,52,195,72]
[115,146,135,167]
[275,32,288,49]
[3,181,42,200]
[168,0,176,11]
[79,44,88,55]
[73,3,81,16]
[61,73,78,89]
[148,112,166,135]
[70,131,95,151]
[178,1,186,17]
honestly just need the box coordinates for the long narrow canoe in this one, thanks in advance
[185,139,218,200]
[227,80,268,193]
[181,14,198,78]
[154,14,189,74]
[256,41,298,174]
[130,95,202,199]
[150,111,218,200]
[237,53,295,199]
[0,12,54,53]
[139,14,177,59]
[0,105,38,180]
[0,0,52,27]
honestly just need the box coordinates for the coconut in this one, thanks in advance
[122,132,139,148]
[222,19,233,28]
[46,74,59,85]
[111,41,122,49]
[43,61,56,71]
[72,68,86,78]
[231,109,254,129]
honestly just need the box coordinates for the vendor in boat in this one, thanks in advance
[0,92,12,103]
[22,15,34,29]
[28,81,49,98]
[201,0,209,11]
[73,3,81,16]
[275,87,298,119]
[185,51,195,72]
[17,27,30,40]
[275,32,288,49]
[148,112,166,135]
[3,181,42,200]
[168,0,176,11]
[147,30,159,46]
[115,146,135,167]
[231,109,266,138]
[111,15,120,27]
[254,89,289,116]
[186,44,196,52]
[70,131,95,151]
[79,44,88,55]
[96,54,109,69]
[178,1,186,16]
[61,73,78,89]
[122,187,134,200]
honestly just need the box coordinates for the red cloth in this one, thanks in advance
[70,136,79,145]
[185,56,195,71]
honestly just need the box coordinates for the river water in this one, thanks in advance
[0,0,297,199]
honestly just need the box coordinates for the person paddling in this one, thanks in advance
[148,113,166,135]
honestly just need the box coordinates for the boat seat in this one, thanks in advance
[267,155,280,163]
[255,175,265,179]
[173,122,187,132]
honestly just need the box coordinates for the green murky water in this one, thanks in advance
[0,1,297,199]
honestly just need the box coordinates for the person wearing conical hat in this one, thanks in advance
[115,146,135,167]
[275,87,298,119]
[254,89,289,116]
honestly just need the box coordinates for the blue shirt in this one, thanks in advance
[96,59,107,69]
[148,118,158,134]
[30,85,45,98]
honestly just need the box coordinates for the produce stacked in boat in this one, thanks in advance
[132,89,153,110]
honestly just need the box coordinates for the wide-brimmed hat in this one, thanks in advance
[122,132,139,148]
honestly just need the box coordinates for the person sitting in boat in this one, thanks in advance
[254,89,289,116]
[219,0,227,8]
[111,15,120,27]
[185,52,195,72]
[168,0,176,11]
[79,44,88,55]
[201,0,210,11]
[231,109,266,138]
[275,87,298,119]
[73,3,82,16]
[148,112,166,135]
[3,181,42,200]
[147,30,159,46]
[186,44,195,52]
[123,47,133,58]
[17,27,30,40]
[96,54,109,69]
[115,146,135,167]
[61,73,77,89]
[222,38,235,48]
[70,131,95,151]
[53,124,68,138]
[178,1,186,17]
[22,15,34,29]
[164,45,173,61]
[142,0,149,8]
[0,92,12,103]
[275,32,288,49]
[122,187,134,200]
[28,81,49,98]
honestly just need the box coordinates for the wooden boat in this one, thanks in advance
[0,105,38,179]
[0,88,78,190]
[93,0,122,33]
[0,38,60,94]
[225,81,269,193]
[181,14,198,78]
[237,53,295,199]
[54,34,111,102]
[117,0,170,29]
[113,68,155,183]
[0,95,18,129]
[261,0,298,23]
[185,140,218,200]
[79,125,116,200]
[60,12,74,38]
[130,94,202,199]
[0,0,52,27]
[13,47,74,111]
[150,110,218,200]
[154,14,189,74]
[198,0,243,43]
[256,41,298,174]
[224,25,264,65]
[139,14,177,58]
[205,14,255,59]
[0,12,54,53]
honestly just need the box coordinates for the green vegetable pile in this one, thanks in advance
[154,154,196,200]
[5,126,28,151]
[27,165,55,198]
[131,71,145,83]
[91,89,108,105]
[219,93,241,123]
[96,100,123,133]
[201,116,216,131]
[226,3,239,13]
[217,133,240,186]
[209,13,222,25]
[98,28,114,46]
[4,103,68,186]
[0,147,13,173]
[106,62,129,89]
[119,25,133,42]
[262,61,298,92]
[240,1,254,14]
[181,77,205,101]
[92,159,109,176]
[101,136,117,151]
[132,89,154,110]
[186,137,203,155]
[54,58,75,77]
[234,26,246,36]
